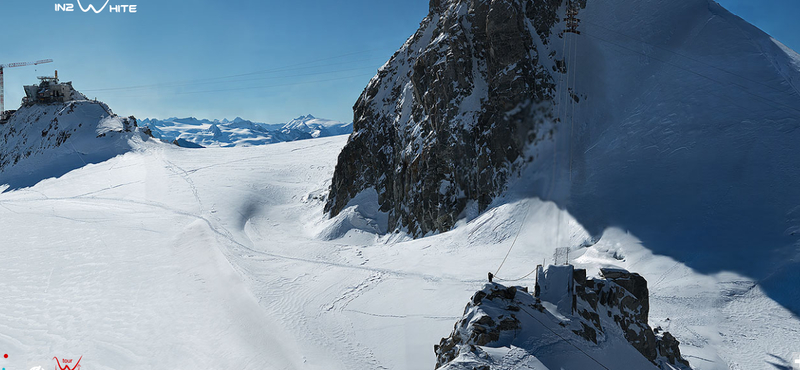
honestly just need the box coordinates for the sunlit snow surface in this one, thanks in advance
[140,115,352,147]
[0,136,797,369]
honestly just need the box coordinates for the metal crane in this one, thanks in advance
[0,59,53,113]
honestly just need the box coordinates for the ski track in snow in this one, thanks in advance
[1,136,799,369]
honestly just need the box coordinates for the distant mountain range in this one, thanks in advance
[140,114,352,147]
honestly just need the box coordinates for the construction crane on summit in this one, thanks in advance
[0,59,54,113]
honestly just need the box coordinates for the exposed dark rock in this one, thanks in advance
[573,321,597,343]
[172,138,205,149]
[486,284,517,301]
[657,330,691,368]
[577,269,654,360]
[435,284,533,369]
[573,268,587,285]
[325,0,585,236]
[436,271,692,369]
[471,291,487,305]
[573,269,691,368]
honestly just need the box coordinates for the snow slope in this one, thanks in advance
[0,100,146,192]
[323,1,800,316]
[140,115,352,147]
[503,0,800,314]
[1,136,797,369]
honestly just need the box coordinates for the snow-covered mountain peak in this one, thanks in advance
[283,114,350,137]
[142,115,352,147]
[324,0,800,311]
[0,98,148,191]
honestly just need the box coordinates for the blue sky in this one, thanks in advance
[0,0,797,124]
[717,0,800,51]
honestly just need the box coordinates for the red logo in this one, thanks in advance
[53,356,82,370]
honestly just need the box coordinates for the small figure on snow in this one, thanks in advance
[488,272,494,283]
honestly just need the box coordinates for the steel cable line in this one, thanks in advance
[82,49,386,92]
[583,19,800,98]
[493,266,540,282]
[569,16,579,183]
[555,0,581,266]
[95,65,379,96]
[159,72,375,95]
[84,57,385,92]
[493,202,533,278]
[502,15,800,281]
[581,26,800,117]
[516,304,612,370]
[102,73,375,99]
[498,14,800,281]
[495,2,580,281]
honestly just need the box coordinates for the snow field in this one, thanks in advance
[0,135,798,369]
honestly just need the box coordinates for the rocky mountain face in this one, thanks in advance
[0,97,146,191]
[571,268,689,367]
[326,0,582,235]
[434,268,690,369]
[326,0,800,326]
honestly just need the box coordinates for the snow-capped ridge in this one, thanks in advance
[141,115,352,147]
[282,114,352,138]
[0,97,148,192]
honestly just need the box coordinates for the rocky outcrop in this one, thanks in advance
[435,269,691,369]
[572,268,689,367]
[434,284,533,369]
[0,96,147,191]
[326,0,584,236]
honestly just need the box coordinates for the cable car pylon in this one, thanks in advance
[565,2,581,35]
